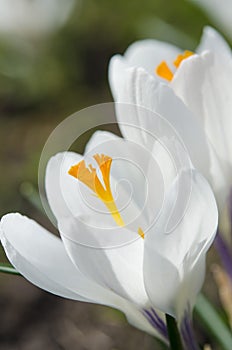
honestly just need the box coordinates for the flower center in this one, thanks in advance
[69,154,145,239]
[156,50,193,81]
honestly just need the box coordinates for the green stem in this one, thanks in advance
[195,293,232,350]
[0,265,20,275]
[165,314,184,350]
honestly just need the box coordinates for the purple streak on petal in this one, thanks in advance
[180,309,199,350]
[214,231,232,282]
[143,308,168,340]
[228,189,232,238]
[151,308,167,331]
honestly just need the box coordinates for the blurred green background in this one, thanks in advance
[0,1,230,349]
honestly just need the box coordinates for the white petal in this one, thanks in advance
[196,26,232,57]
[0,213,126,306]
[176,252,206,320]
[0,213,166,339]
[144,251,180,317]
[84,130,120,153]
[148,169,217,270]
[172,52,232,163]
[116,67,210,182]
[143,169,218,318]
[58,215,149,306]
[109,40,181,100]
[0,213,88,301]
[172,51,232,210]
[45,151,85,221]
[108,55,129,100]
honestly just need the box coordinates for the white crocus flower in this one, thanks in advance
[109,26,232,217]
[0,126,217,341]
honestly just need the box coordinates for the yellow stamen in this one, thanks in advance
[156,61,173,81]
[173,50,193,68]
[138,227,145,239]
[156,50,194,81]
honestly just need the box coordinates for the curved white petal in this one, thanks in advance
[108,55,129,101]
[0,213,131,306]
[143,169,218,318]
[58,214,149,306]
[45,151,85,221]
[84,130,120,153]
[173,52,232,164]
[196,26,232,57]
[115,67,210,183]
[109,40,181,100]
[176,252,206,320]
[0,213,88,301]
[172,51,232,211]
[0,213,166,339]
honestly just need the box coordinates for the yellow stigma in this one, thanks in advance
[156,50,193,81]
[69,153,145,239]
[68,154,125,227]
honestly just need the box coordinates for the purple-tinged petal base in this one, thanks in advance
[214,231,232,282]
[180,309,200,350]
[143,308,168,340]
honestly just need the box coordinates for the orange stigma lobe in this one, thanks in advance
[156,61,173,82]
[173,50,193,68]
[156,50,194,81]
